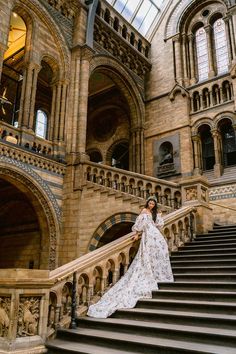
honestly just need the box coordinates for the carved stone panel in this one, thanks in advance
[17,297,41,337]
[0,296,10,337]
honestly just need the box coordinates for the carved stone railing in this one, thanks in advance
[75,161,183,210]
[0,168,213,352]
[0,140,66,175]
[46,204,197,338]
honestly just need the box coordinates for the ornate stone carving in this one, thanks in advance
[17,297,41,337]
[94,19,151,80]
[0,297,10,337]
[186,187,197,201]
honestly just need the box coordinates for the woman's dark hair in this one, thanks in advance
[145,198,158,222]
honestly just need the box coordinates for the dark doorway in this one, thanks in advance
[111,142,129,170]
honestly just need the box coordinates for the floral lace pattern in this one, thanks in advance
[87,213,174,318]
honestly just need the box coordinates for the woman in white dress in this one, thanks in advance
[87,196,174,319]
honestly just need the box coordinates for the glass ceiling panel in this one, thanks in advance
[107,0,167,37]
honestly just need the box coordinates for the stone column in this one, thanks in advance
[230,11,236,63]
[18,62,40,129]
[182,34,189,86]
[205,25,215,78]
[59,81,68,141]
[211,129,223,177]
[224,16,234,63]
[28,64,41,130]
[192,134,201,175]
[188,34,196,85]
[49,84,57,141]
[0,43,7,82]
[76,46,94,160]
[53,82,62,141]
[173,35,183,85]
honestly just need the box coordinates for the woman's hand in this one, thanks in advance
[132,233,140,241]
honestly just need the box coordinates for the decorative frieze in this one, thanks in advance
[0,296,10,337]
[17,297,41,337]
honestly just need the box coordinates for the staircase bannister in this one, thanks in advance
[47,205,197,336]
[74,161,182,210]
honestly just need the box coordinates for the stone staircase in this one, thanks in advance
[47,224,236,354]
[204,165,236,185]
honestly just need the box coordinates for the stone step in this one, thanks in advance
[47,326,236,354]
[74,317,236,347]
[172,266,236,274]
[171,259,236,267]
[178,242,236,251]
[136,298,236,315]
[159,282,236,291]
[172,248,236,256]
[171,253,236,262]
[151,289,236,302]
[113,307,236,330]
[189,238,236,245]
[195,234,236,241]
[173,273,236,282]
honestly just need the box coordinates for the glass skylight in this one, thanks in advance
[106,0,167,37]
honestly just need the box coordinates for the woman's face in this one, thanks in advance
[147,200,156,210]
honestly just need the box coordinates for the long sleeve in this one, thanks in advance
[132,214,148,233]
[155,214,164,228]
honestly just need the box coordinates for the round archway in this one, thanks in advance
[0,159,60,270]
[0,178,41,269]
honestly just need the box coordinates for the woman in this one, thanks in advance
[87,196,174,318]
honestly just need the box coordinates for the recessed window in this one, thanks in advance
[195,27,209,81]
[213,18,229,75]
[35,110,48,139]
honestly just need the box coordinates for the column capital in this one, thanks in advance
[204,24,213,33]
[192,134,200,142]
[72,44,95,61]
[211,128,220,137]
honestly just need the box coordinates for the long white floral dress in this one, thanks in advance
[87,212,174,318]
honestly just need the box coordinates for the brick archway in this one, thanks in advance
[0,156,60,269]
[89,212,138,251]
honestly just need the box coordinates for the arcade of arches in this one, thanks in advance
[0,0,236,270]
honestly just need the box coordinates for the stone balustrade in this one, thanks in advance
[78,161,182,210]
[0,140,66,175]
[47,205,197,338]
[0,198,211,352]
[190,76,233,113]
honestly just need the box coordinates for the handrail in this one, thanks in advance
[83,160,180,188]
[49,205,196,283]
[210,201,236,212]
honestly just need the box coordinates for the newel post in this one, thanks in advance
[179,176,213,233]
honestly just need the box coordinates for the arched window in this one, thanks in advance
[213,18,229,75]
[35,109,48,139]
[195,27,209,82]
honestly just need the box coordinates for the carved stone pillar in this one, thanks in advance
[59,81,68,141]
[205,25,215,78]
[18,62,40,129]
[173,35,183,85]
[211,129,223,177]
[0,43,7,82]
[188,34,196,85]
[230,11,236,63]
[49,85,57,141]
[224,16,234,63]
[53,82,62,141]
[28,64,41,130]
[76,46,94,159]
[182,34,189,86]
[130,127,144,174]
[192,135,201,175]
